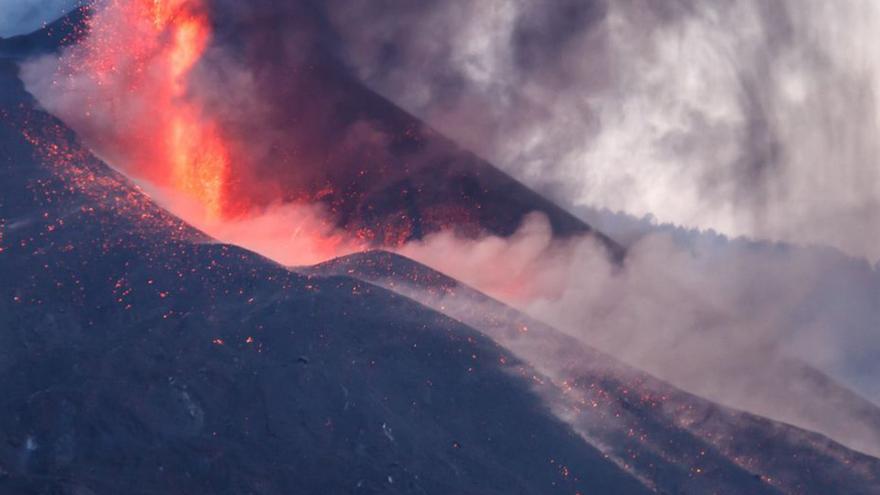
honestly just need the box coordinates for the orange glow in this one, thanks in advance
[158,1,229,220]
[27,0,372,264]
[169,114,229,219]
[31,0,375,264]
[28,0,589,282]
[65,0,230,219]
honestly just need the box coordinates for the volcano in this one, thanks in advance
[1,4,879,495]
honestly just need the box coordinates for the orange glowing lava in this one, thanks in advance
[153,0,229,219]
[65,0,230,219]
[29,0,582,277]
[26,0,372,264]
[160,1,230,218]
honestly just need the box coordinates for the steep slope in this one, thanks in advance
[0,49,655,495]
[308,247,880,458]
[310,250,880,494]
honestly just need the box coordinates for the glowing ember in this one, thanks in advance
[22,0,373,264]
[162,4,230,219]
[44,0,230,219]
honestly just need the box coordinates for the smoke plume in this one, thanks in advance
[397,213,880,456]
[325,0,880,262]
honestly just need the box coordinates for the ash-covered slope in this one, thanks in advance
[310,250,880,494]
[310,250,880,458]
[0,51,654,494]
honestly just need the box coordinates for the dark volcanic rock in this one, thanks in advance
[310,250,880,495]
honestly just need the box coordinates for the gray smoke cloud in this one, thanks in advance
[325,0,880,262]
[323,2,880,447]
[395,213,880,456]
[0,0,81,38]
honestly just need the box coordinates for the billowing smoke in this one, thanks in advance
[21,0,510,262]
[325,0,880,262]
[397,213,880,456]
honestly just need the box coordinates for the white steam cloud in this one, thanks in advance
[327,0,880,261]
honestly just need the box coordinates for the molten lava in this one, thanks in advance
[162,2,230,219]
[57,0,230,219]
[26,0,372,264]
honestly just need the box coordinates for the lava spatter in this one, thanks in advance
[38,0,230,219]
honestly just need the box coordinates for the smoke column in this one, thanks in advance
[325,0,880,262]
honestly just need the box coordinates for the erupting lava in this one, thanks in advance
[161,2,229,219]
[21,0,585,281]
[24,0,370,264]
[50,0,231,218]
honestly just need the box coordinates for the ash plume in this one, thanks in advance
[325,0,880,262]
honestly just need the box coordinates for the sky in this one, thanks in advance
[0,0,80,38]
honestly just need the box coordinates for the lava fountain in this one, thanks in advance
[23,0,366,263]
[20,0,579,281]
[26,0,229,218]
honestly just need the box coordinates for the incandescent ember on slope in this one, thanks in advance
[23,0,373,264]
